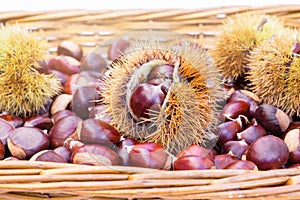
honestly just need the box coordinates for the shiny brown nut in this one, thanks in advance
[48,55,81,75]
[217,121,242,146]
[49,115,82,148]
[71,144,119,166]
[222,140,249,159]
[80,52,107,73]
[51,110,78,124]
[23,115,54,131]
[237,124,267,145]
[0,140,5,160]
[108,38,130,61]
[214,154,238,169]
[57,40,83,61]
[0,118,15,145]
[174,155,214,170]
[176,144,215,162]
[224,160,257,170]
[53,146,71,163]
[0,114,23,128]
[220,100,250,122]
[79,118,121,145]
[30,150,66,163]
[254,104,290,137]
[50,94,73,115]
[7,127,50,159]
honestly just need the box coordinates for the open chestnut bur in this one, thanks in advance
[99,30,225,154]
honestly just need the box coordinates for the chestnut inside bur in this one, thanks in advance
[246,135,289,170]
[79,118,121,145]
[130,83,167,120]
[147,64,174,80]
[7,127,50,159]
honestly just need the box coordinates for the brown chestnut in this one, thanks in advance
[47,55,81,75]
[80,52,107,74]
[49,115,82,148]
[0,118,15,145]
[79,119,121,145]
[217,120,242,145]
[50,94,73,115]
[7,127,50,159]
[237,124,267,145]
[227,89,260,117]
[53,146,71,163]
[23,115,54,131]
[71,85,101,119]
[214,154,238,169]
[0,114,23,128]
[108,38,130,61]
[71,144,119,166]
[0,140,5,160]
[129,83,166,120]
[147,64,174,80]
[222,140,249,159]
[89,105,112,123]
[30,150,66,163]
[174,155,214,170]
[254,104,290,137]
[246,135,289,170]
[116,138,138,166]
[283,129,300,164]
[176,144,215,162]
[47,69,69,86]
[128,142,172,169]
[51,110,78,124]
[220,100,250,122]
[224,160,257,170]
[57,40,83,61]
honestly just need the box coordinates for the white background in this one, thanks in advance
[1,0,300,11]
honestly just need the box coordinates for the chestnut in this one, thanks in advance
[57,40,83,61]
[47,55,81,75]
[7,127,50,159]
[79,118,121,145]
[89,105,112,123]
[227,89,260,117]
[49,115,82,148]
[283,129,300,164]
[0,114,23,128]
[30,150,66,163]
[80,52,107,74]
[71,85,101,119]
[214,154,238,169]
[246,135,289,170]
[173,155,214,170]
[147,64,174,80]
[23,115,54,131]
[71,144,119,166]
[108,38,130,61]
[129,83,167,120]
[51,110,78,124]
[217,120,242,145]
[0,118,15,145]
[128,142,172,170]
[116,137,138,166]
[53,146,71,163]
[254,104,290,137]
[0,140,5,160]
[237,124,267,145]
[176,144,215,162]
[50,94,73,115]
[47,69,69,86]
[222,140,249,159]
[224,160,257,170]
[220,100,250,122]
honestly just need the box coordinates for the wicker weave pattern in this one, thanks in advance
[0,6,300,199]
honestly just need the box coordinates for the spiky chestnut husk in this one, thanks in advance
[247,28,300,117]
[211,12,284,84]
[0,24,61,116]
[100,39,224,153]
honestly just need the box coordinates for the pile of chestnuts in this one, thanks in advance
[0,38,299,172]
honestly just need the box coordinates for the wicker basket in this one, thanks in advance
[1,5,300,200]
